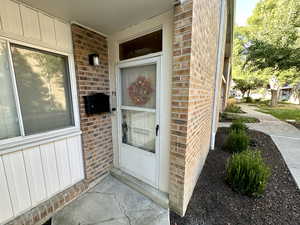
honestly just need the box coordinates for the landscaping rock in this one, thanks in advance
[170,128,300,225]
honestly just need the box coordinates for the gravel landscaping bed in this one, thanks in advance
[170,128,300,225]
[287,121,300,130]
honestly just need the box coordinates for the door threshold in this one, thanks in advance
[110,168,169,209]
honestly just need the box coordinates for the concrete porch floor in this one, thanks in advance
[52,175,169,225]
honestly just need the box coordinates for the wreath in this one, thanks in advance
[128,76,153,106]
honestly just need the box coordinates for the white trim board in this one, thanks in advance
[71,21,108,38]
[210,0,228,150]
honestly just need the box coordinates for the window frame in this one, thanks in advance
[0,37,81,153]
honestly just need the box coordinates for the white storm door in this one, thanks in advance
[117,56,161,188]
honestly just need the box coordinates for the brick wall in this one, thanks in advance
[5,24,113,225]
[72,24,113,183]
[170,0,224,216]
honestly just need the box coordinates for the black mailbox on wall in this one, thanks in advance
[83,93,110,115]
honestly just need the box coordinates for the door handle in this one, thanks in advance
[156,125,159,136]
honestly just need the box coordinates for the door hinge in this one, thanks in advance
[156,125,159,136]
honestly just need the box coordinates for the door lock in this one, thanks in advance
[156,125,159,136]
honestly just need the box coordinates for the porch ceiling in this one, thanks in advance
[21,0,174,35]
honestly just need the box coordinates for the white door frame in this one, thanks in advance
[116,55,162,187]
[108,10,173,192]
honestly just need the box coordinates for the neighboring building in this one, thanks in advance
[280,86,293,101]
[0,0,234,224]
[230,84,300,104]
[279,86,299,104]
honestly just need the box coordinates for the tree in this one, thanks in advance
[295,84,300,105]
[233,79,249,97]
[235,0,300,106]
[233,77,264,98]
[232,27,264,99]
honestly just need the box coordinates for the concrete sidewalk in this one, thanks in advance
[52,176,169,225]
[220,104,300,189]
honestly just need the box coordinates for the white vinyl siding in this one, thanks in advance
[23,147,47,205]
[54,20,72,51]
[40,143,61,197]
[54,139,72,189]
[67,136,85,183]
[0,0,23,36]
[3,151,32,215]
[20,5,41,41]
[38,12,56,46]
[0,0,73,53]
[0,157,14,223]
[0,135,84,224]
[0,1,84,224]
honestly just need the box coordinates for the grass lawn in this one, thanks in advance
[255,102,300,122]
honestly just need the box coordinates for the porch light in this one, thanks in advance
[89,53,100,66]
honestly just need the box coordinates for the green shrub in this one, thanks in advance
[225,104,244,113]
[255,98,262,103]
[220,113,259,123]
[223,131,249,153]
[245,96,254,103]
[226,150,270,197]
[230,119,248,132]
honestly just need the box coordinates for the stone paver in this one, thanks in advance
[220,104,300,188]
[52,176,169,225]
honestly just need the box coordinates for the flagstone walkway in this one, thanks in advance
[52,175,169,225]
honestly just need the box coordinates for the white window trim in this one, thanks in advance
[0,36,81,153]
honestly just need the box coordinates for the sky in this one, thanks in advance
[235,0,261,26]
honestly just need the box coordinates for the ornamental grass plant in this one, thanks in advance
[223,130,249,153]
[226,150,270,197]
[225,104,244,114]
[230,119,248,133]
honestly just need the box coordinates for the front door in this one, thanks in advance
[117,56,161,188]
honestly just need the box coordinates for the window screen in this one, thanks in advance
[11,44,74,135]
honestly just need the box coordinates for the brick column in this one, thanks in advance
[169,0,223,216]
[71,24,113,184]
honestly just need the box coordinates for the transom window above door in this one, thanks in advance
[119,30,162,60]
[0,40,75,141]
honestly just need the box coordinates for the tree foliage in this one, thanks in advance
[233,0,300,104]
[245,0,300,72]
[233,77,263,97]
[232,27,264,96]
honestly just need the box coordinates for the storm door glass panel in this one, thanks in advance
[122,110,156,153]
[0,42,20,140]
[121,64,156,108]
[11,44,74,135]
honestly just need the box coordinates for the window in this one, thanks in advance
[119,30,162,60]
[0,40,75,141]
[0,42,20,140]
